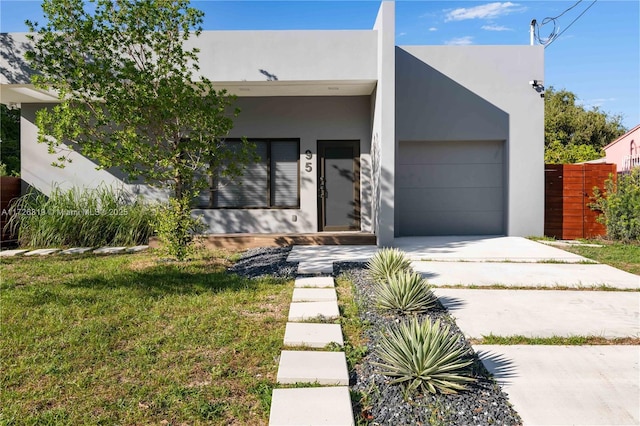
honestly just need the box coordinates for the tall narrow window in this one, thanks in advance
[270,141,299,207]
[215,141,268,208]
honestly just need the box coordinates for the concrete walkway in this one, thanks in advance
[269,275,354,426]
[286,236,640,425]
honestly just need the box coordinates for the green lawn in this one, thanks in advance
[0,251,292,425]
[560,241,640,275]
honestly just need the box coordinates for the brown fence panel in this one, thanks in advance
[544,163,616,240]
[0,177,22,246]
[584,164,616,238]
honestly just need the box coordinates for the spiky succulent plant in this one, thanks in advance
[366,248,412,283]
[375,271,437,314]
[374,316,476,395]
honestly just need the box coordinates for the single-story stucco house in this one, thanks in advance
[0,1,544,246]
[604,124,640,173]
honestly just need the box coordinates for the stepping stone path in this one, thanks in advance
[23,248,61,256]
[0,245,149,257]
[269,273,355,426]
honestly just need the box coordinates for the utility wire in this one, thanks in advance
[545,0,598,48]
[534,0,598,48]
[552,0,585,20]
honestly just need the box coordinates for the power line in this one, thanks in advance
[545,0,598,48]
[533,0,598,48]
[552,0,585,20]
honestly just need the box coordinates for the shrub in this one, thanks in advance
[153,196,206,261]
[591,168,640,242]
[375,271,437,315]
[366,248,412,283]
[5,185,155,248]
[374,316,475,395]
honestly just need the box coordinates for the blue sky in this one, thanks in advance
[1,0,638,129]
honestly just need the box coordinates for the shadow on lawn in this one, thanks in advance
[59,260,272,297]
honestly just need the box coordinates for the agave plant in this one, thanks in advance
[366,248,412,283]
[375,271,437,314]
[373,316,476,395]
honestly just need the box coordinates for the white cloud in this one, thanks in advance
[577,97,617,109]
[482,24,512,31]
[445,36,474,45]
[429,27,438,32]
[398,32,407,37]
[445,2,524,22]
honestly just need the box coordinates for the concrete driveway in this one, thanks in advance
[398,236,640,426]
[288,235,640,425]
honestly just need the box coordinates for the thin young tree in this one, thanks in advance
[26,0,253,258]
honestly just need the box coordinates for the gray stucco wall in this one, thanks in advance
[395,45,545,237]
[371,1,396,246]
[22,96,373,234]
[189,30,377,83]
[196,95,372,233]
[1,30,377,86]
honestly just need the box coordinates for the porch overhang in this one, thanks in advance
[0,79,377,106]
[214,80,377,97]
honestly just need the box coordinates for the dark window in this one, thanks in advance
[200,139,299,209]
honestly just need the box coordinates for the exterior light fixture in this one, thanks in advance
[529,80,545,98]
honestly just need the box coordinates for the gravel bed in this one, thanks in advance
[227,246,298,279]
[334,262,522,426]
[229,249,521,425]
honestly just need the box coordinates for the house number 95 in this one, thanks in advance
[305,150,313,172]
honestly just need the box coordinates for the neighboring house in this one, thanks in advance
[604,124,640,173]
[0,2,544,246]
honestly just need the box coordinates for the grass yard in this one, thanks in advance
[0,251,293,425]
[559,241,640,275]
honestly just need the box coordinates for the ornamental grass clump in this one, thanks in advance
[6,185,155,248]
[375,271,437,315]
[374,316,476,395]
[367,248,412,283]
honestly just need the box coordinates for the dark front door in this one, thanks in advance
[318,141,360,231]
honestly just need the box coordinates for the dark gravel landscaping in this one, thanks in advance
[229,248,522,425]
[334,263,522,426]
[227,246,297,279]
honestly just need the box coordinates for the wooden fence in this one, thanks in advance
[544,163,616,240]
[1,177,22,246]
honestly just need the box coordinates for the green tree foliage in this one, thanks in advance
[26,0,253,198]
[545,87,626,164]
[25,0,255,258]
[544,140,602,164]
[590,169,640,242]
[0,104,20,176]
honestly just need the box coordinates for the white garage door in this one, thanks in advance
[397,140,505,236]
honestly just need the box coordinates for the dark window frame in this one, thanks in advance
[200,138,300,210]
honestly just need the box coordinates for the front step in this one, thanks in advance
[297,261,333,275]
[294,276,336,288]
[288,301,340,321]
[276,350,349,385]
[284,322,344,348]
[292,288,337,302]
[269,386,355,426]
